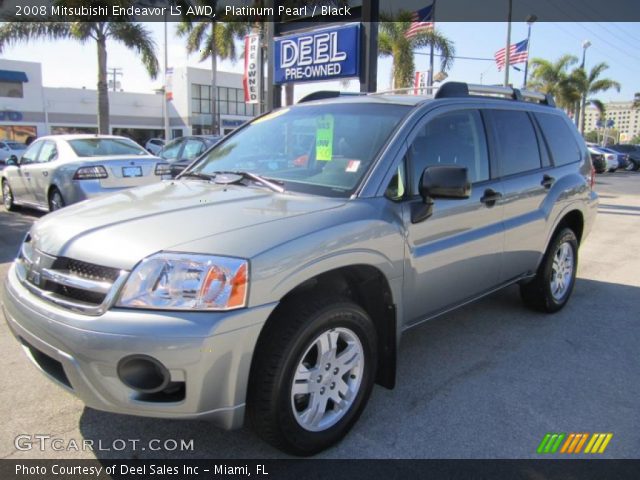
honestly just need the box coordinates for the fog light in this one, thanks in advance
[117,355,170,393]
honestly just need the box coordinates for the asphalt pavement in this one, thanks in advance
[0,172,638,459]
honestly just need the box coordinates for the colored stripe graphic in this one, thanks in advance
[540,433,613,454]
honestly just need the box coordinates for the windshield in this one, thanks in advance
[188,103,410,197]
[68,138,148,157]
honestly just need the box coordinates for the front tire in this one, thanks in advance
[247,294,377,456]
[521,228,578,313]
[2,180,16,211]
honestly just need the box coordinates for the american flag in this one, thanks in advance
[495,39,529,71]
[405,3,435,39]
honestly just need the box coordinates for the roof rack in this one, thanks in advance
[435,81,555,107]
[297,91,364,103]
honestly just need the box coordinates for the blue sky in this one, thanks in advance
[2,22,639,103]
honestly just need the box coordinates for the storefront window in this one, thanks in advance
[0,81,23,98]
[0,125,37,142]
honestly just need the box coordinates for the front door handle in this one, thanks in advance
[541,174,555,189]
[481,188,502,206]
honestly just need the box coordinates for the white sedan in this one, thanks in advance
[1,134,170,212]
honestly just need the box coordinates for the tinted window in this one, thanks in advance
[19,141,42,165]
[535,113,581,166]
[491,110,541,176]
[68,138,148,157]
[182,139,205,160]
[37,141,57,163]
[160,138,184,160]
[410,110,489,192]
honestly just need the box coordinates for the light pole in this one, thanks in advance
[522,14,537,88]
[503,0,513,87]
[578,40,592,132]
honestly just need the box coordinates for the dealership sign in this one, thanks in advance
[243,34,262,104]
[274,24,360,84]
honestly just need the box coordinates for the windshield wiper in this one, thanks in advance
[179,171,215,181]
[212,171,285,194]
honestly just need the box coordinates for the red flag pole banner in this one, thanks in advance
[243,34,261,104]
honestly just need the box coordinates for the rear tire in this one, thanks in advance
[520,228,578,313]
[247,294,377,456]
[48,187,65,212]
[2,180,16,211]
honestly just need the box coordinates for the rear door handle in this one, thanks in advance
[480,188,502,206]
[541,174,555,189]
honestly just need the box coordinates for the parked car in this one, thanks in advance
[599,146,630,170]
[157,135,220,177]
[1,134,170,212]
[607,144,640,171]
[587,146,618,172]
[0,140,26,164]
[588,147,607,173]
[145,138,165,155]
[2,82,598,456]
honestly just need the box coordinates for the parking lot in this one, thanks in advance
[0,172,638,460]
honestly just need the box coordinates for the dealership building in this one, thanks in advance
[0,58,256,145]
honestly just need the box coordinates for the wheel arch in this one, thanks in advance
[252,264,398,390]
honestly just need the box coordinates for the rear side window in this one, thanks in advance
[535,113,581,166]
[409,110,490,192]
[490,110,541,176]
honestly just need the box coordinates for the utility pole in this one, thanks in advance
[107,67,123,92]
[504,0,513,86]
[427,0,437,89]
[578,40,592,134]
[522,14,537,88]
[163,19,170,141]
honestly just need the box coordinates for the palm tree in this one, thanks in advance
[633,92,640,109]
[528,55,578,113]
[378,14,455,90]
[570,63,621,133]
[177,14,249,135]
[0,21,158,134]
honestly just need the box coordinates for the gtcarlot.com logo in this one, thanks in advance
[537,432,613,454]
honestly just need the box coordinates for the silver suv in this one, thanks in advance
[2,82,598,455]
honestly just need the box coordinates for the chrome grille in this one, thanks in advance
[15,236,128,315]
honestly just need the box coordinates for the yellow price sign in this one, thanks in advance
[315,115,334,161]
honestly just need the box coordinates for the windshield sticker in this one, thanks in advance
[346,160,360,173]
[252,108,290,125]
[315,115,334,161]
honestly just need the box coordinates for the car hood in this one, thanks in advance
[30,180,346,269]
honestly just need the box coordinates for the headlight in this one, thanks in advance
[116,253,248,310]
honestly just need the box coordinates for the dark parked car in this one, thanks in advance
[157,135,220,177]
[607,144,640,171]
[588,148,607,174]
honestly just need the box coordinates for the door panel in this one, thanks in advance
[485,110,548,280]
[28,140,58,207]
[11,141,42,203]
[402,108,504,324]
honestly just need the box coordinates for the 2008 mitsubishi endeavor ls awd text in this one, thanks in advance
[2,82,598,455]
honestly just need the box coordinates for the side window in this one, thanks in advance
[181,139,205,160]
[535,113,582,166]
[19,141,42,165]
[36,141,57,163]
[160,139,183,160]
[385,161,407,201]
[409,110,490,193]
[490,110,541,176]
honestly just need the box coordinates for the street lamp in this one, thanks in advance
[522,14,537,88]
[578,40,592,132]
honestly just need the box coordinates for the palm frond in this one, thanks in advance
[108,23,159,79]
[0,22,72,53]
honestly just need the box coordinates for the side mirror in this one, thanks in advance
[5,155,18,166]
[412,166,471,224]
[419,165,471,200]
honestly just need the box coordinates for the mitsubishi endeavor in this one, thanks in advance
[2,82,598,455]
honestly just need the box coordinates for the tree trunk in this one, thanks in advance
[96,33,109,134]
[210,22,218,135]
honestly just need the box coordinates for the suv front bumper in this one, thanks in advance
[1,263,275,429]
